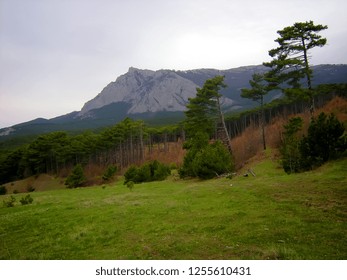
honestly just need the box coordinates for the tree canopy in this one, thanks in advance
[264,20,328,113]
[241,73,269,104]
[184,75,226,138]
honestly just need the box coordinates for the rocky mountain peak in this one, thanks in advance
[79,67,234,117]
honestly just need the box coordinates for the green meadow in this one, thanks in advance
[1,156,346,260]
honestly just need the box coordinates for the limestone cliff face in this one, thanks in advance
[79,67,234,117]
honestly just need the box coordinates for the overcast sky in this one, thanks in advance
[1,0,346,128]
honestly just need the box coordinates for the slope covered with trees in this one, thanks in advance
[0,118,183,185]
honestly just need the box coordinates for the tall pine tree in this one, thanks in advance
[241,73,270,150]
[264,21,327,114]
[184,75,231,152]
[180,76,234,179]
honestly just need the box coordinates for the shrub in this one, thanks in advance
[153,164,170,180]
[299,113,347,170]
[178,148,197,178]
[179,132,210,178]
[280,117,304,174]
[280,113,347,173]
[3,195,16,207]
[65,164,86,188]
[126,181,134,191]
[102,165,117,182]
[20,194,33,205]
[124,161,171,184]
[124,165,138,184]
[0,185,7,195]
[179,131,234,179]
[136,164,152,183]
[191,141,234,179]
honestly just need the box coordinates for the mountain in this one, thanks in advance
[1,64,347,140]
[78,65,267,119]
[80,68,201,115]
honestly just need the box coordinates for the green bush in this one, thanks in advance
[126,181,134,191]
[20,194,33,205]
[178,148,196,178]
[65,164,86,188]
[102,165,117,181]
[124,165,138,184]
[299,113,347,170]
[179,132,234,179]
[191,141,234,179]
[280,117,304,174]
[124,160,171,184]
[3,195,16,207]
[153,164,171,180]
[280,113,347,173]
[136,164,152,183]
[179,132,210,178]
[0,185,7,195]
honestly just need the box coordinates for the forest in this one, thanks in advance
[0,117,184,184]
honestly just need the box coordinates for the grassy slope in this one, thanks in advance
[0,155,346,260]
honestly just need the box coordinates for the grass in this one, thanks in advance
[0,155,346,260]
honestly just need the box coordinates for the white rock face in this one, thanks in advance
[0,127,15,136]
[79,67,234,116]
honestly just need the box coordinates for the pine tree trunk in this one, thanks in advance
[216,96,233,154]
[302,37,315,116]
[139,124,144,161]
[260,96,266,150]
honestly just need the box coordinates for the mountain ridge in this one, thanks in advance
[78,65,269,117]
[1,64,347,139]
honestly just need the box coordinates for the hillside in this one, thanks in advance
[1,154,346,259]
[230,95,347,169]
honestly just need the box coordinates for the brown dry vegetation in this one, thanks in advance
[143,140,186,167]
[231,96,347,169]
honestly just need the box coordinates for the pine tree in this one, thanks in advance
[65,164,86,188]
[184,75,232,153]
[181,76,234,179]
[264,21,328,114]
[241,73,270,150]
